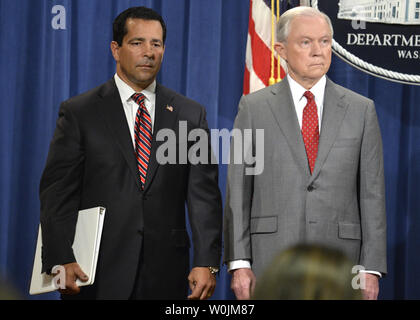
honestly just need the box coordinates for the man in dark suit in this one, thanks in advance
[40,6,222,300]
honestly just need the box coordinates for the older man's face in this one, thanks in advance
[276,15,332,88]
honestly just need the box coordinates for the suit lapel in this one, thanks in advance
[99,79,142,190]
[142,84,177,192]
[267,78,311,178]
[309,78,348,184]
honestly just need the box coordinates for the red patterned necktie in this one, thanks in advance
[132,93,152,189]
[302,91,319,174]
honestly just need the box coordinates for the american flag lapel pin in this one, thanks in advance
[166,105,173,112]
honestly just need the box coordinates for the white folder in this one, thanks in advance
[29,207,106,295]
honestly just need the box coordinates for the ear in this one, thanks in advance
[161,45,165,62]
[274,41,287,62]
[110,41,120,62]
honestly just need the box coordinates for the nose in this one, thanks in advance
[143,43,155,58]
[311,41,322,56]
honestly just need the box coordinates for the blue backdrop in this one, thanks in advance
[0,0,419,300]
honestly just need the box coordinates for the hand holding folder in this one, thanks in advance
[29,207,106,295]
[52,262,90,295]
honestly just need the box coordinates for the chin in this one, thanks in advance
[134,74,154,83]
[307,70,326,79]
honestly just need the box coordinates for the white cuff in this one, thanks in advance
[359,270,382,278]
[228,260,251,273]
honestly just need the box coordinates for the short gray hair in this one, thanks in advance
[276,6,334,43]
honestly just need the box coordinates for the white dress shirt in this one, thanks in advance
[228,75,381,277]
[114,73,156,149]
[287,74,326,132]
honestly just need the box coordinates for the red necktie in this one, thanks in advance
[302,91,319,174]
[132,93,152,189]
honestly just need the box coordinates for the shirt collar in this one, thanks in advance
[287,74,326,104]
[114,73,156,103]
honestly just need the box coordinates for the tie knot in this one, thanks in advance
[303,91,314,102]
[132,93,145,106]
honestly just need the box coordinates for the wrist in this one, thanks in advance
[208,266,219,276]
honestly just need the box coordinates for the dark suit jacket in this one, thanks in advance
[40,78,223,299]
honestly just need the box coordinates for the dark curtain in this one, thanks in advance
[0,0,419,300]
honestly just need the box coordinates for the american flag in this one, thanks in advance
[244,0,306,95]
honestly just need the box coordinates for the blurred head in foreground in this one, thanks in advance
[0,278,21,300]
[253,244,362,300]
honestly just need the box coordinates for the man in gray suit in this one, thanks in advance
[224,7,386,300]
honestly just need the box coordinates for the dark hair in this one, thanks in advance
[113,6,166,46]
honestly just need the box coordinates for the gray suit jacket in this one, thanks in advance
[224,77,387,277]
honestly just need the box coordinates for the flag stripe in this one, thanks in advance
[243,66,250,95]
[243,0,296,95]
[248,13,276,87]
[252,0,273,48]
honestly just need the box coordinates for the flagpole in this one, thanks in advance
[269,0,276,86]
[276,0,282,82]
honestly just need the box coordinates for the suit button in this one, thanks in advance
[307,185,315,192]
